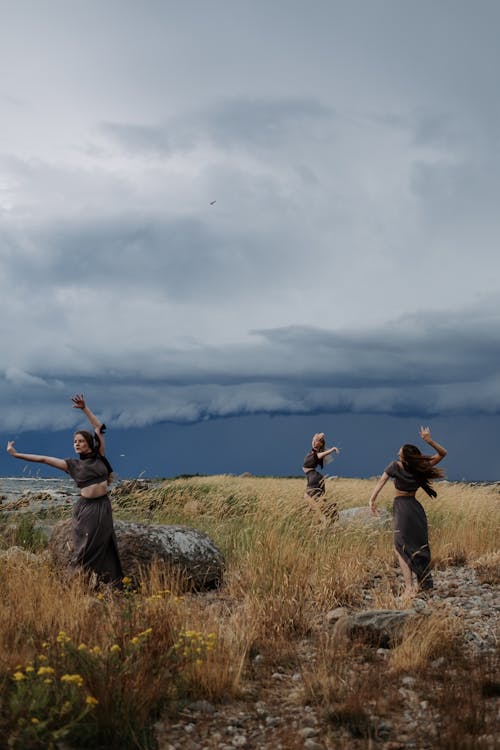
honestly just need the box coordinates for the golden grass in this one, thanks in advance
[389,610,464,673]
[0,475,498,747]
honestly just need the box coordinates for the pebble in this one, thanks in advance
[188,699,216,714]
[299,727,318,738]
[231,735,247,747]
[304,741,323,750]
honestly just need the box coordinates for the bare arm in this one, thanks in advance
[72,394,106,455]
[6,441,68,472]
[317,446,340,460]
[368,472,390,515]
[420,426,447,466]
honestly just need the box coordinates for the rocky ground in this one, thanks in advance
[155,564,499,750]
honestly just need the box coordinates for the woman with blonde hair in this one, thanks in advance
[369,426,446,596]
[303,433,339,525]
[7,394,123,587]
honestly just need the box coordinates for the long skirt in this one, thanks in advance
[393,496,433,590]
[305,470,325,499]
[71,494,123,587]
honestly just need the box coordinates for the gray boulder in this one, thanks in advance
[333,608,425,648]
[336,506,392,529]
[49,519,225,590]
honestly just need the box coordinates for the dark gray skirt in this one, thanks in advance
[393,496,433,589]
[71,494,123,587]
[305,470,325,498]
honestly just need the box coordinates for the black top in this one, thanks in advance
[303,449,323,470]
[385,460,420,493]
[66,455,110,489]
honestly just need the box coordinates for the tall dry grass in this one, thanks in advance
[0,475,498,747]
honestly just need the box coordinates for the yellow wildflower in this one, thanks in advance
[122,576,132,585]
[38,654,48,663]
[43,679,53,684]
[25,666,35,673]
[138,627,153,638]
[195,659,203,666]
[110,644,121,653]
[37,666,55,676]
[77,643,88,652]
[91,646,102,655]
[60,673,84,688]
[31,718,40,725]
[41,641,50,649]
[130,637,139,645]
[96,592,105,601]
[85,695,99,706]
[12,672,25,681]
[56,631,71,645]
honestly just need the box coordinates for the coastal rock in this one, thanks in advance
[48,519,225,590]
[333,608,422,647]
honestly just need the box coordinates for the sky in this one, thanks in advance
[1,0,499,481]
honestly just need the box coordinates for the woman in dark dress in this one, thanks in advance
[369,426,446,596]
[6,394,123,587]
[303,432,339,526]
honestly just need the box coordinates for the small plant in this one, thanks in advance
[13,516,46,553]
[6,644,98,749]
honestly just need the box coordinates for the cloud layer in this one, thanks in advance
[1,1,500,437]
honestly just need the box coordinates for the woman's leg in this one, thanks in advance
[395,549,416,595]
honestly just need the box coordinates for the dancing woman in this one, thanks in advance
[369,426,446,596]
[303,433,339,526]
[7,395,123,587]
[303,432,339,499]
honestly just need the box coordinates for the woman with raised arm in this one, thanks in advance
[303,432,340,525]
[7,394,123,587]
[369,426,447,597]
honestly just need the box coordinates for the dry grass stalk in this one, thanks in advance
[389,610,464,673]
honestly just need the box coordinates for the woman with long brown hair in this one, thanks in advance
[7,394,123,588]
[369,426,446,596]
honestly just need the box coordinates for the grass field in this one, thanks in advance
[0,475,498,748]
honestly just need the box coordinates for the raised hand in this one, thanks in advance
[72,394,86,410]
[419,425,432,442]
[6,441,16,455]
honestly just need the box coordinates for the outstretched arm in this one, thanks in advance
[317,446,340,460]
[368,472,390,515]
[420,426,447,466]
[6,441,68,472]
[72,394,106,454]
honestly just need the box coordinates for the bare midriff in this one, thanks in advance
[80,480,109,499]
[394,490,415,497]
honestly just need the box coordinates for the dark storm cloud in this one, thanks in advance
[2,0,500,455]
[2,303,499,434]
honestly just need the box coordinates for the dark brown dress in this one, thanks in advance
[385,461,433,590]
[303,449,325,498]
[66,455,123,587]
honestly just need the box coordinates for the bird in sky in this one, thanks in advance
[209,200,216,205]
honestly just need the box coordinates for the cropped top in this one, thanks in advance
[65,455,110,489]
[384,460,419,493]
[303,449,323,470]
